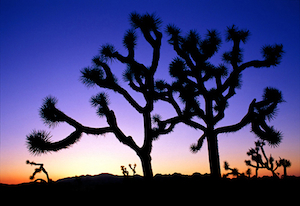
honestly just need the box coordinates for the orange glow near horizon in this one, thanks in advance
[2,162,299,185]
[1,131,299,185]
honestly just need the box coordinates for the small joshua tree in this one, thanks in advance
[129,163,137,176]
[26,160,50,183]
[278,158,291,178]
[246,168,252,178]
[245,141,281,178]
[121,166,129,176]
[223,161,251,178]
[223,161,240,178]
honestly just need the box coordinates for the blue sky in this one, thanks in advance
[1,0,299,183]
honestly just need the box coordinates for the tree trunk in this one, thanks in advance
[255,164,259,177]
[205,97,221,179]
[138,110,154,180]
[138,152,153,180]
[283,166,287,178]
[207,132,221,178]
[271,170,279,178]
[43,169,50,183]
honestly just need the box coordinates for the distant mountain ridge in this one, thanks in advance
[56,173,143,187]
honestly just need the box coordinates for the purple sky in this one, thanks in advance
[1,0,299,183]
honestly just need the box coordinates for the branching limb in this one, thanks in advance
[190,133,206,153]
[184,118,207,131]
[215,99,256,134]
[27,96,130,155]
[26,160,50,182]
[152,116,182,139]
[113,84,145,113]
[154,81,183,116]
[105,110,140,151]
[245,160,264,169]
[166,25,195,69]
[220,44,284,95]
[81,59,145,113]
[91,93,140,151]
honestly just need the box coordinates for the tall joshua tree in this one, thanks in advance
[26,13,179,180]
[160,24,284,178]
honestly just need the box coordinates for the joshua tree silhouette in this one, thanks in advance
[26,13,180,180]
[246,168,251,178]
[26,160,50,183]
[245,140,282,178]
[223,161,241,178]
[278,158,291,178]
[129,163,137,176]
[121,166,129,176]
[223,161,251,178]
[157,24,284,178]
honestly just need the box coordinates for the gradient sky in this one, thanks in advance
[1,0,299,184]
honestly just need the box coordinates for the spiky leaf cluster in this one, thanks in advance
[130,12,162,31]
[224,161,230,170]
[190,135,205,153]
[100,44,116,59]
[222,25,250,64]
[154,80,169,93]
[123,29,137,50]
[262,44,284,66]
[90,92,110,117]
[151,114,168,140]
[201,30,222,59]
[40,96,65,127]
[263,87,284,104]
[225,25,250,43]
[222,50,244,64]
[250,87,284,147]
[166,25,222,61]
[81,56,118,89]
[169,57,188,79]
[205,64,229,80]
[123,64,147,84]
[251,122,282,147]
[26,130,52,155]
[26,129,83,155]
[81,67,104,87]
[278,158,291,168]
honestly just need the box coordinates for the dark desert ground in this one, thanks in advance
[1,173,299,203]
